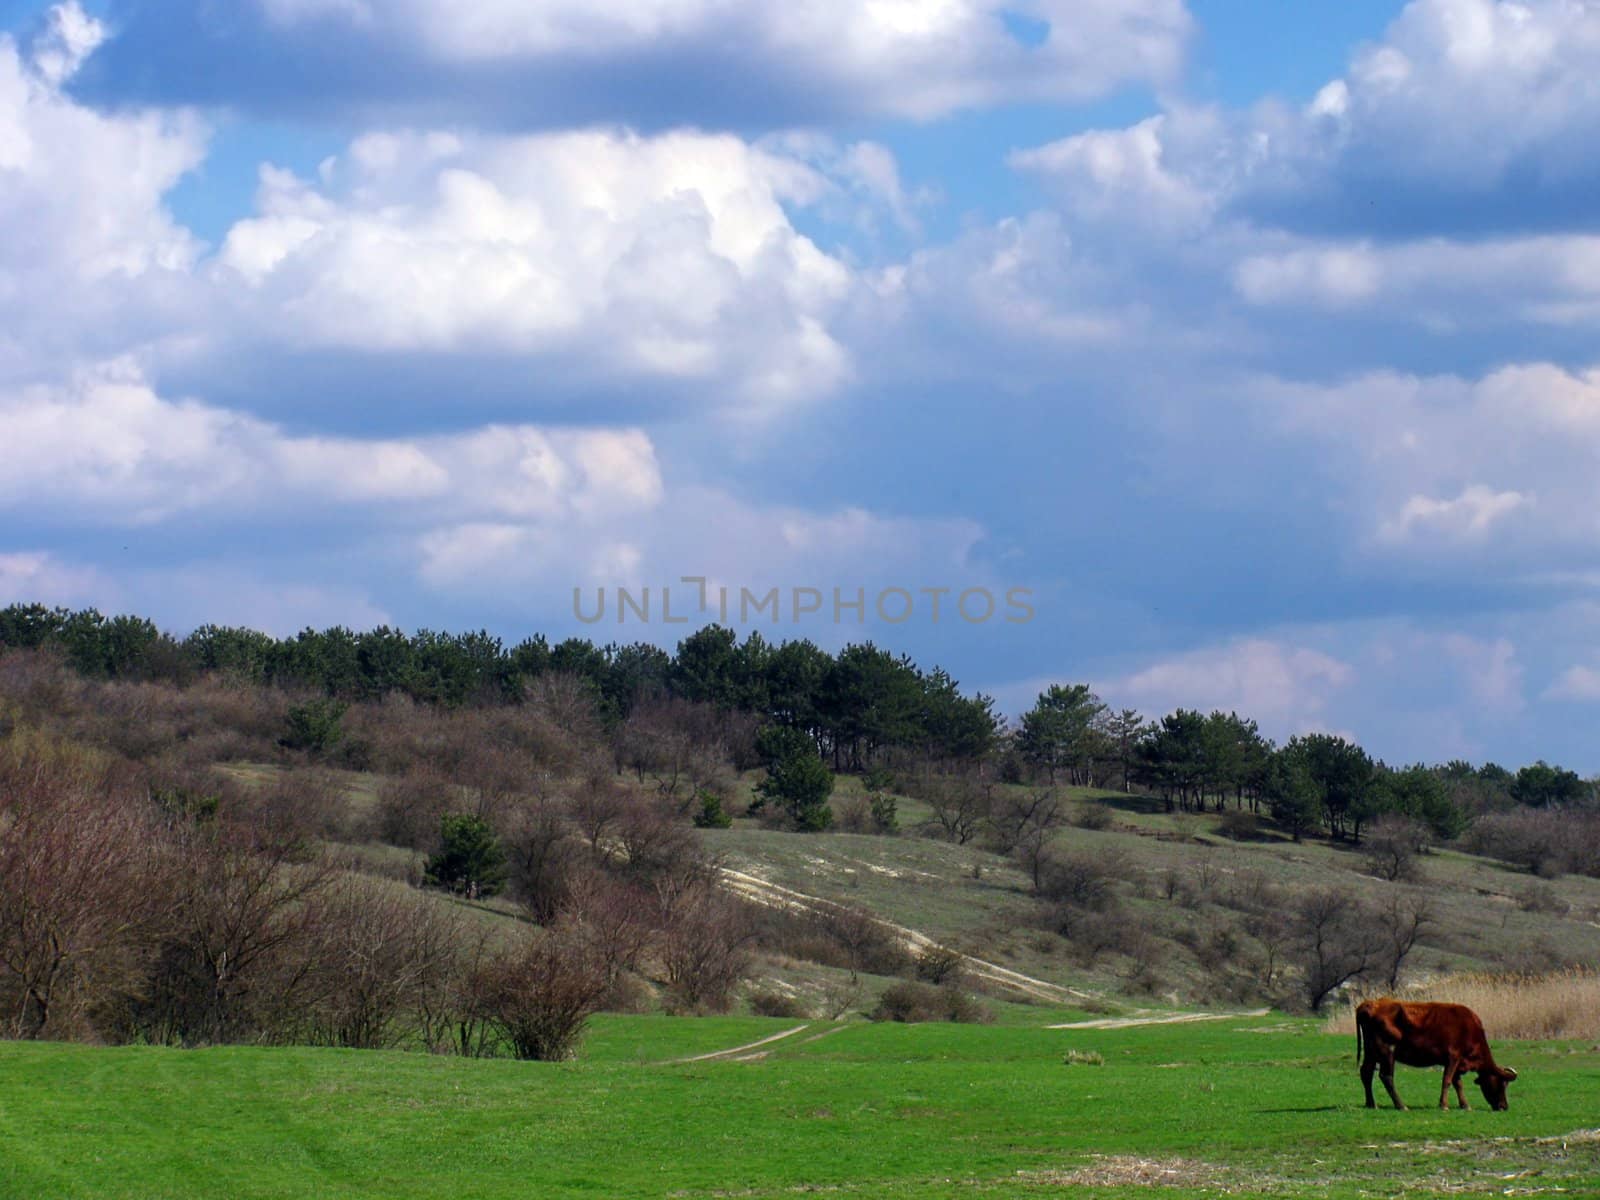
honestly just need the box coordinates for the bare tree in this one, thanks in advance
[923,774,991,845]
[0,752,166,1039]
[1377,890,1435,990]
[1294,890,1381,1012]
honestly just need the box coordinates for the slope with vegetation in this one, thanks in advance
[3,603,1600,1069]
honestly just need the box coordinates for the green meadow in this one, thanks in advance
[4,1013,1597,1200]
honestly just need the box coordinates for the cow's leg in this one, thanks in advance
[1453,1070,1470,1110]
[1379,1051,1405,1110]
[1362,1051,1378,1109]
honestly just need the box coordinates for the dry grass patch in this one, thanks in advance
[1329,969,1600,1039]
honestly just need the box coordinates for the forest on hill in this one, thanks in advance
[3,602,1599,1058]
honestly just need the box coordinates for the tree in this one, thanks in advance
[282,698,347,754]
[1099,708,1145,792]
[1265,749,1322,843]
[424,814,508,897]
[1510,761,1588,809]
[1017,684,1105,785]
[1135,710,1208,811]
[1289,733,1375,841]
[1294,890,1380,1011]
[755,749,835,832]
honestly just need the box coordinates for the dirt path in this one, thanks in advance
[669,1023,812,1063]
[1048,1009,1269,1030]
[718,867,1091,1006]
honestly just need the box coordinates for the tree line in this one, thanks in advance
[3,603,1593,850]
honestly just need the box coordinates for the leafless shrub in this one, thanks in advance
[375,768,456,851]
[657,882,756,1013]
[0,736,169,1040]
[817,974,865,1019]
[1517,881,1570,915]
[467,922,609,1061]
[915,944,966,986]
[1466,809,1570,877]
[749,990,810,1018]
[503,797,586,923]
[562,874,656,1008]
[833,795,873,833]
[1376,890,1435,990]
[990,789,1068,854]
[1038,850,1123,910]
[132,814,336,1044]
[870,980,991,1024]
[299,875,468,1049]
[1364,815,1428,882]
[569,769,630,852]
[913,769,991,845]
[1216,808,1259,842]
[1073,802,1114,832]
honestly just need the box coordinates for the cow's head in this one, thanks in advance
[1476,1065,1517,1110]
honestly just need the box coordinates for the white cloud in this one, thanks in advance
[1013,0,1600,251]
[214,127,855,420]
[246,0,1192,120]
[1262,362,1600,558]
[1098,638,1355,734]
[1378,485,1532,544]
[0,11,205,378]
[1545,664,1600,702]
[0,362,662,526]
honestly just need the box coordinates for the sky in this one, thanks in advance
[3,0,1600,771]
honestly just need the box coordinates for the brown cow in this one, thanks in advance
[1356,998,1518,1111]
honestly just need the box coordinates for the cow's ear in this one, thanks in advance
[1501,1066,1518,1081]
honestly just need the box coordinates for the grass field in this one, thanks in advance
[5,1013,1598,1199]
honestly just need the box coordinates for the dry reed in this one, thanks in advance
[1326,969,1600,1040]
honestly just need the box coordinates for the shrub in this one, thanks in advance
[691,790,732,829]
[755,750,834,832]
[1363,815,1428,882]
[424,813,508,897]
[870,980,990,1024]
[870,791,900,834]
[749,990,810,1019]
[915,944,966,986]
[282,699,347,754]
[1073,802,1114,831]
[1217,808,1259,842]
[468,925,608,1061]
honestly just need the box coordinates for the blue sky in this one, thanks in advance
[4,0,1600,770]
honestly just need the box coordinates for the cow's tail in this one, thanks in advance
[1355,1007,1364,1067]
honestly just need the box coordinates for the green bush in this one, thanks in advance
[692,790,732,829]
[424,813,508,897]
[282,699,347,754]
[756,750,834,832]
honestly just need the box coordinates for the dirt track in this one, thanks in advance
[718,866,1091,1005]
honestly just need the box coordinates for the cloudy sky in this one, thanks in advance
[3,0,1600,769]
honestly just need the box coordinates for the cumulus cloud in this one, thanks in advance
[1016,0,1600,243]
[1261,362,1600,563]
[80,0,1192,125]
[1095,638,1355,736]
[210,127,855,420]
[0,362,662,527]
[0,9,205,378]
